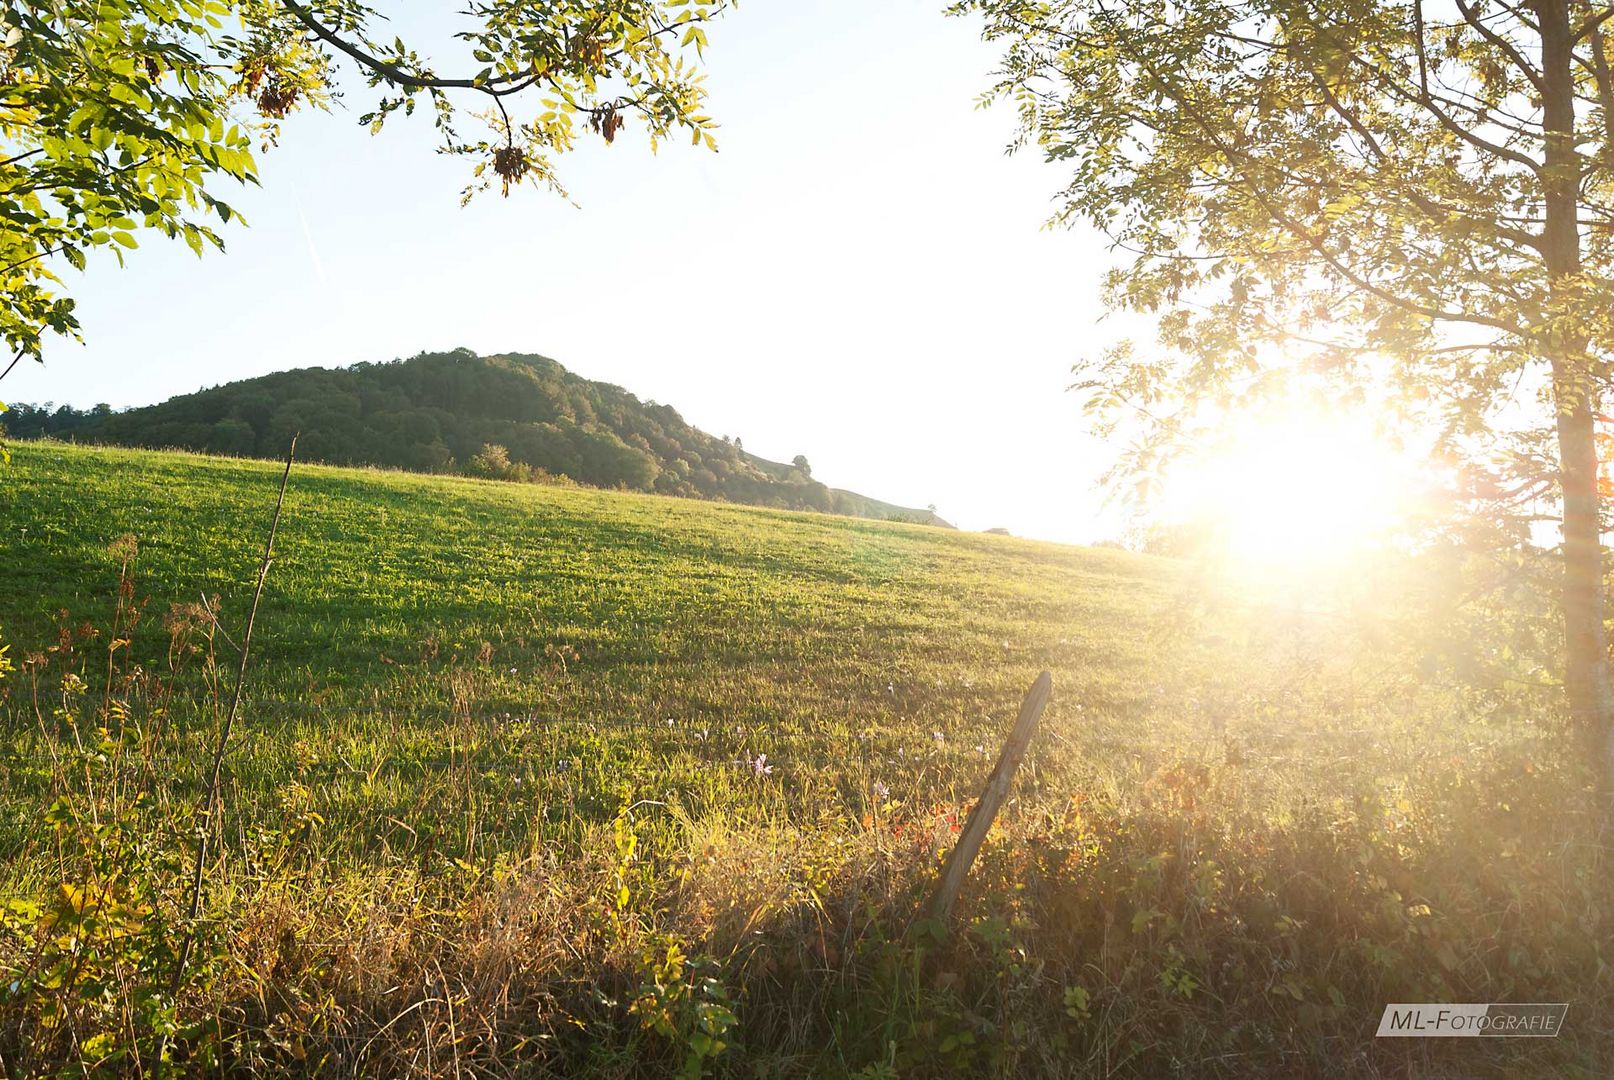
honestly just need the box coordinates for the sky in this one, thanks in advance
[8,1,1131,543]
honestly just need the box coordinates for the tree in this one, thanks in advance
[0,0,729,372]
[957,0,1614,782]
[791,453,810,476]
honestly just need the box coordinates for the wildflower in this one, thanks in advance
[509,667,519,675]
[556,758,571,772]
[750,753,773,779]
[666,717,675,729]
[873,780,890,802]
[932,730,945,744]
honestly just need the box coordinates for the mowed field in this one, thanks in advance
[0,441,1606,1078]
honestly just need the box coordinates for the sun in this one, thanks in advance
[1157,406,1424,571]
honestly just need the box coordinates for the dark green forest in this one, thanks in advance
[4,349,947,524]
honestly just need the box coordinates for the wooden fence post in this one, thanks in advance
[928,671,1053,927]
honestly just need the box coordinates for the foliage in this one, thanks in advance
[628,938,737,1077]
[4,348,949,522]
[954,0,1614,753]
[1,0,258,365]
[0,0,728,367]
[468,441,524,481]
[0,442,1607,1074]
[955,0,1610,489]
[1,783,220,1073]
[0,552,234,1073]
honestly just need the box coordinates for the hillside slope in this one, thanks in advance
[0,441,1151,719]
[3,348,950,525]
[0,438,1176,867]
[0,443,1602,1079]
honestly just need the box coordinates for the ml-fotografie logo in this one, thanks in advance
[1376,1003,1568,1038]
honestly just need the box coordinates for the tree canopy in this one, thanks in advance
[958,0,1614,778]
[0,0,728,368]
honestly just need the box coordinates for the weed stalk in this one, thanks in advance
[157,436,296,1072]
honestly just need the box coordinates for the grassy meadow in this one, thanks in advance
[0,441,1607,1077]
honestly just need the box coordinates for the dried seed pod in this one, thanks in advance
[492,145,529,194]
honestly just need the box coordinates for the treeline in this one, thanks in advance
[5,350,946,524]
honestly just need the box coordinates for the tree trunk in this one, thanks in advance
[1554,386,1614,771]
[1540,0,1614,787]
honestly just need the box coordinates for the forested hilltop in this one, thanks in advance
[6,349,948,525]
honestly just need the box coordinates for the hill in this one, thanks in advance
[0,443,1602,1078]
[2,348,950,525]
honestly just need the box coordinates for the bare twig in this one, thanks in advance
[157,436,296,1071]
[0,346,25,383]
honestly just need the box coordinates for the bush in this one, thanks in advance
[468,442,532,482]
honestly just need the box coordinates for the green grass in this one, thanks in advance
[0,441,1186,861]
[0,441,1607,1078]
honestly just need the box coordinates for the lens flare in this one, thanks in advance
[1158,409,1425,571]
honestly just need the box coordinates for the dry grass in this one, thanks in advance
[0,442,1609,1077]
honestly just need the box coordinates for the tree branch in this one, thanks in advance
[277,0,546,99]
[1088,1,1526,335]
[1454,0,1546,94]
